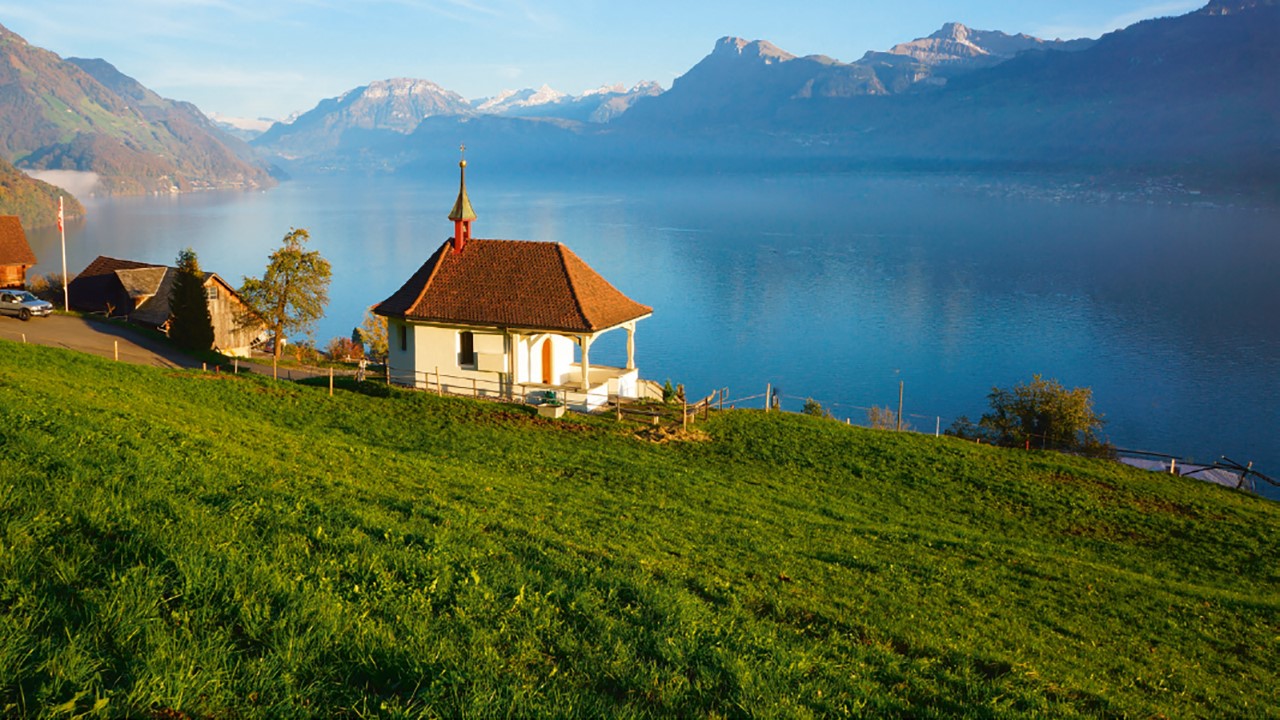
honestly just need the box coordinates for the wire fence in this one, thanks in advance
[718,382,956,437]
[10,324,1269,495]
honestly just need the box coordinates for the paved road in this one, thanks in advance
[0,314,348,382]
[0,314,201,369]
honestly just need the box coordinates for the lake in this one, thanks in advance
[23,169,1280,494]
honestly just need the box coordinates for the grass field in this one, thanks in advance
[1,340,1277,718]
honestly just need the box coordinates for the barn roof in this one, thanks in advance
[0,216,37,266]
[68,255,241,321]
[376,238,651,333]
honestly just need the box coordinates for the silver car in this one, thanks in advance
[0,289,54,321]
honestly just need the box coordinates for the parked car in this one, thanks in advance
[0,289,54,321]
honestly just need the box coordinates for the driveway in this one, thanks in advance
[0,314,201,369]
[0,314,349,382]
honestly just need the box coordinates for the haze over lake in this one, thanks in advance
[25,169,1280,491]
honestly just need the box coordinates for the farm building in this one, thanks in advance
[68,256,267,356]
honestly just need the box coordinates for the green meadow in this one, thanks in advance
[1,340,1277,718]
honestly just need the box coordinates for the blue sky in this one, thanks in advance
[1,0,1203,121]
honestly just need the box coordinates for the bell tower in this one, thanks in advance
[448,145,477,253]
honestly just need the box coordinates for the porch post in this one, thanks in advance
[626,322,636,370]
[579,334,593,391]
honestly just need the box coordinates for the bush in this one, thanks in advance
[945,415,989,441]
[25,272,67,303]
[867,405,911,431]
[979,375,1105,451]
[291,340,323,365]
[803,398,832,418]
[326,336,363,361]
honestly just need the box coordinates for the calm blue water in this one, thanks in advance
[24,170,1280,492]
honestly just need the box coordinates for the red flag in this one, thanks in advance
[57,197,64,232]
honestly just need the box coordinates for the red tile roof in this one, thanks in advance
[0,216,37,266]
[377,239,651,333]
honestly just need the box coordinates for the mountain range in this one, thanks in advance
[247,0,1276,182]
[1,0,1276,204]
[255,79,664,160]
[0,22,275,198]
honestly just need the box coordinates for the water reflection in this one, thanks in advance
[23,170,1280,492]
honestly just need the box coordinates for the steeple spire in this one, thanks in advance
[449,144,476,253]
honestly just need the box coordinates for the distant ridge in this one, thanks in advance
[254,78,473,159]
[252,2,1276,182]
[0,155,85,230]
[0,23,274,195]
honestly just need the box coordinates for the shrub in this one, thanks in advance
[25,272,67,303]
[803,397,832,418]
[946,415,989,441]
[867,405,911,431]
[327,336,363,361]
[979,375,1105,451]
[292,340,323,365]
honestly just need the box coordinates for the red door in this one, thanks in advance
[541,339,553,385]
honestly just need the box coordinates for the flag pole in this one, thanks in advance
[58,196,68,311]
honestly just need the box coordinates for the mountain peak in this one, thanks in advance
[713,37,796,63]
[930,22,972,42]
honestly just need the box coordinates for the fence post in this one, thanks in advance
[21,333,25,343]
[936,417,941,437]
[273,356,278,380]
[472,378,477,398]
[114,340,119,362]
[435,366,442,396]
[202,362,207,372]
[329,368,334,396]
[616,397,622,421]
[234,357,239,374]
[683,398,688,431]
[765,383,771,413]
[896,381,904,432]
[385,363,390,385]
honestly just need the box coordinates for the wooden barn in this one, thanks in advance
[68,255,267,356]
[0,216,37,289]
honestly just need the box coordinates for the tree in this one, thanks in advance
[803,397,833,419]
[239,228,332,359]
[327,336,362,361]
[169,248,214,352]
[979,375,1105,451]
[357,306,388,362]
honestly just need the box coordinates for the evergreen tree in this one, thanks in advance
[169,248,214,352]
[239,228,332,359]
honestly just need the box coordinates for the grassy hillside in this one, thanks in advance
[1,340,1277,718]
